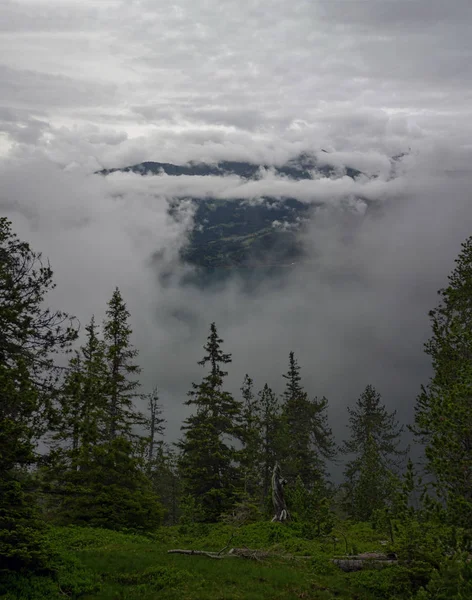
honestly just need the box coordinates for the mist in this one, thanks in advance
[1,143,471,455]
[1,0,472,462]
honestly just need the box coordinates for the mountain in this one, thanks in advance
[97,153,364,278]
[98,152,362,181]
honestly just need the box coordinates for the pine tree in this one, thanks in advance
[239,375,261,501]
[256,383,281,506]
[414,237,472,525]
[178,323,243,521]
[43,317,109,513]
[54,437,164,532]
[103,288,145,441]
[50,316,108,460]
[286,475,334,535]
[341,384,407,521]
[143,387,180,522]
[148,444,182,525]
[280,352,335,488]
[0,218,77,572]
[45,298,163,532]
[0,361,50,572]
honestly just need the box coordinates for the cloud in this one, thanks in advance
[2,144,471,457]
[1,0,472,157]
[1,0,472,469]
[100,165,403,208]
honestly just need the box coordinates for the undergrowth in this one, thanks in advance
[0,521,465,599]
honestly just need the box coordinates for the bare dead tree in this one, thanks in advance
[271,462,290,522]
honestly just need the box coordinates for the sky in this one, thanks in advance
[1,0,472,456]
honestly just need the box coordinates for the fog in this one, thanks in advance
[1,0,472,457]
[1,143,471,453]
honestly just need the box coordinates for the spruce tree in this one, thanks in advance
[50,316,108,459]
[143,387,181,522]
[280,352,335,488]
[239,375,261,501]
[147,444,182,525]
[0,218,77,572]
[103,288,145,441]
[178,323,242,521]
[414,237,472,525]
[0,361,50,572]
[43,317,109,513]
[55,436,164,531]
[256,383,281,505]
[341,384,406,521]
[45,298,163,532]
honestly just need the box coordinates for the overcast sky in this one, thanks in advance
[1,0,472,458]
[2,0,472,165]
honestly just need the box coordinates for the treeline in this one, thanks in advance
[1,216,472,576]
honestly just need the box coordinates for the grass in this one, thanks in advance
[1,522,429,599]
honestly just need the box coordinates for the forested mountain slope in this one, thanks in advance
[98,153,365,271]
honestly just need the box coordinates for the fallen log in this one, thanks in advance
[228,548,272,561]
[332,552,398,572]
[167,549,232,559]
[168,547,312,562]
[332,558,398,572]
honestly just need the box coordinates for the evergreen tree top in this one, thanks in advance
[342,384,406,462]
[282,351,303,402]
[187,323,232,404]
[0,217,77,376]
[425,236,472,387]
[198,322,231,370]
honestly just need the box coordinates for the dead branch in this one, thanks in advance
[217,533,235,556]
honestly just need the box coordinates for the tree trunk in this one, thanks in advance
[271,462,290,522]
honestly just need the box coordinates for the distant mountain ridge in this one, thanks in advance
[97,152,363,181]
[97,153,364,276]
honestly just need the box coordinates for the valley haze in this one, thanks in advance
[1,0,472,461]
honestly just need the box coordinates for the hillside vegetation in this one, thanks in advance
[5,521,470,600]
[98,153,365,271]
[2,216,472,599]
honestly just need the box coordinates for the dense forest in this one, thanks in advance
[1,215,472,599]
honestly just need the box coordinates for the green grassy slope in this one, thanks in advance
[2,523,425,600]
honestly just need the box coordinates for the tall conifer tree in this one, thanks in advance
[414,237,472,525]
[178,323,242,521]
[341,384,406,520]
[103,288,145,441]
[256,383,281,504]
[46,294,163,531]
[280,352,335,488]
[239,375,261,500]
[0,218,77,571]
[50,316,107,460]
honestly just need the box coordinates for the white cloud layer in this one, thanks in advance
[1,0,472,455]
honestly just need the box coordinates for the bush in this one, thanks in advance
[0,552,101,600]
[414,553,472,600]
[350,565,413,599]
[0,478,52,574]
